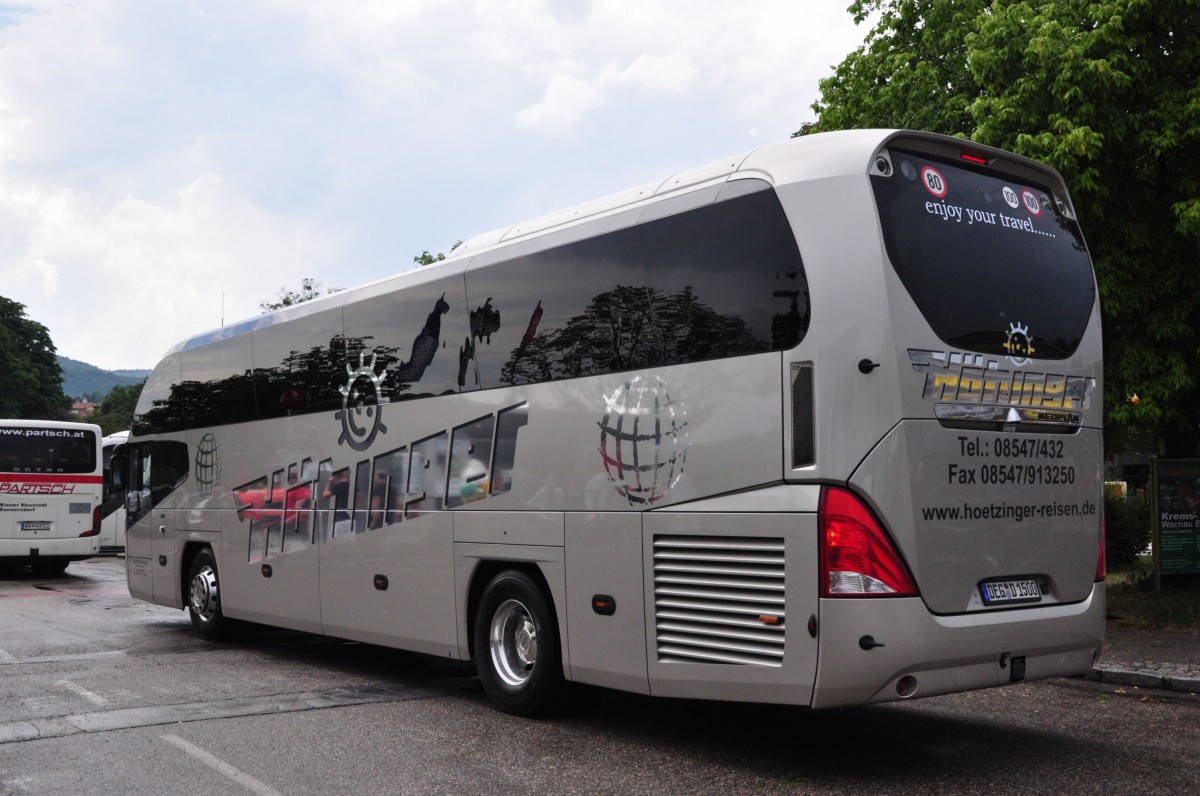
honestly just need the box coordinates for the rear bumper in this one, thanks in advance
[0,536,100,560]
[812,582,1105,708]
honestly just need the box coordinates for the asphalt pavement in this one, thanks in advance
[1092,624,1200,694]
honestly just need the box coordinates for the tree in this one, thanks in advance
[88,381,145,437]
[0,296,72,420]
[807,0,1200,456]
[414,241,463,267]
[259,278,342,312]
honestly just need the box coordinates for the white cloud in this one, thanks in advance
[2,173,339,369]
[514,73,604,137]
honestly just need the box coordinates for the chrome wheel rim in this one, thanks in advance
[190,565,219,623]
[489,598,537,688]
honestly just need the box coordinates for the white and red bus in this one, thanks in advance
[0,420,102,575]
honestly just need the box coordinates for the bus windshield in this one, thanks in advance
[0,426,98,474]
[872,150,1095,360]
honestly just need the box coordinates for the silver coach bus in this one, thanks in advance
[112,129,1104,715]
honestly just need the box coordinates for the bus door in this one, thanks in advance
[123,440,190,604]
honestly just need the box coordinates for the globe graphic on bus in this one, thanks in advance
[194,432,220,497]
[598,375,689,505]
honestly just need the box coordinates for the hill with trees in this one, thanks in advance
[58,355,149,402]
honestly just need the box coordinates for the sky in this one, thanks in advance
[0,0,871,371]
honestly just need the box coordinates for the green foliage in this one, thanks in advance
[413,250,446,266]
[88,381,144,437]
[808,0,1200,455]
[1104,492,1151,567]
[260,278,342,312]
[413,241,463,267]
[1107,562,1200,630]
[0,296,72,420]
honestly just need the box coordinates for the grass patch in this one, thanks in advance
[1105,556,1200,630]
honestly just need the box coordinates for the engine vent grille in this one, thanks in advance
[791,363,815,467]
[653,535,785,667]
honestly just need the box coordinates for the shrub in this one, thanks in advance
[1104,493,1151,567]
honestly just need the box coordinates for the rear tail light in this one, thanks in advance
[819,485,917,597]
[1095,520,1106,582]
[81,507,101,538]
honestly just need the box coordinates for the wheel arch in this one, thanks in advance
[179,540,212,609]
[466,559,554,660]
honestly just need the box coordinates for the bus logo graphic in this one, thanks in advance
[194,433,221,498]
[1004,322,1035,365]
[598,375,690,505]
[909,348,1095,410]
[336,352,389,451]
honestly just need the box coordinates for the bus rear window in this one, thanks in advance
[872,151,1095,359]
[0,427,98,474]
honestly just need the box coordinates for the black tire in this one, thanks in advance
[187,548,229,640]
[473,570,563,716]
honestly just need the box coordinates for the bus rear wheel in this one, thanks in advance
[187,548,229,641]
[473,570,563,716]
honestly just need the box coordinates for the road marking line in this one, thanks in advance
[56,680,109,707]
[160,735,284,796]
[0,649,17,665]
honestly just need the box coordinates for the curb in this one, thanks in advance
[1087,666,1200,694]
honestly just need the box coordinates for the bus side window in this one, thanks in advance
[490,402,528,497]
[447,416,495,508]
[371,447,406,527]
[405,432,448,519]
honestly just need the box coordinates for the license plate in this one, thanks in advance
[20,521,52,531]
[980,578,1042,605]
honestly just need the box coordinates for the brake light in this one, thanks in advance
[1095,520,1106,582]
[819,486,917,597]
[961,151,989,165]
[81,507,101,538]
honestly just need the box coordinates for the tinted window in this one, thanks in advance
[125,440,189,526]
[465,227,650,388]
[0,426,97,473]
[139,183,810,433]
[873,151,1095,358]
[640,187,809,363]
[465,182,808,389]
[343,276,469,401]
[253,307,347,420]
[181,334,256,428]
[132,353,186,436]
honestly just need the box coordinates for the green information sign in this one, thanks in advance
[1151,459,1200,575]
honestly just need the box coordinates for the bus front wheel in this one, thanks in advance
[187,548,229,641]
[473,570,563,716]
